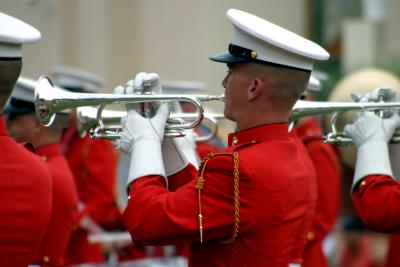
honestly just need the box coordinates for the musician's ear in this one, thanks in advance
[247,78,262,101]
[33,117,43,133]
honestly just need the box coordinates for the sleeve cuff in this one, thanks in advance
[127,139,167,187]
[352,141,394,192]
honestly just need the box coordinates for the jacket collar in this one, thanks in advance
[35,142,62,159]
[293,118,323,138]
[0,117,8,136]
[227,123,289,146]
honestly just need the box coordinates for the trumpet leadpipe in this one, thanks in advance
[196,94,225,102]
[35,76,224,128]
[290,99,400,121]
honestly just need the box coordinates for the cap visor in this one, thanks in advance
[209,52,249,63]
[4,105,34,116]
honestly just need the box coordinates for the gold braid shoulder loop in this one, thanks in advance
[195,152,240,244]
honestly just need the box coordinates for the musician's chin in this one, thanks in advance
[223,109,234,121]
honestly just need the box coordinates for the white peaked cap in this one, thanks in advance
[11,76,36,102]
[9,76,67,103]
[5,76,69,115]
[210,9,330,70]
[306,75,321,92]
[52,65,104,93]
[0,12,41,58]
[161,80,207,95]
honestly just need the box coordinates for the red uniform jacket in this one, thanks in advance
[31,143,79,267]
[352,174,400,232]
[293,119,340,267]
[196,141,221,159]
[352,174,400,267]
[61,126,122,264]
[195,125,225,159]
[385,234,400,267]
[123,124,317,267]
[0,117,52,267]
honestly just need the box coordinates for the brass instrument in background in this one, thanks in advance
[291,87,400,145]
[76,106,225,142]
[35,76,224,139]
[35,76,400,145]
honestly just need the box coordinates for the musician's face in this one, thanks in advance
[221,63,249,121]
[6,113,37,144]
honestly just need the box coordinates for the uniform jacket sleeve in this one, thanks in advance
[122,155,255,246]
[307,142,340,240]
[352,175,400,233]
[84,139,123,230]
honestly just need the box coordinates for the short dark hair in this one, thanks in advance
[246,62,311,109]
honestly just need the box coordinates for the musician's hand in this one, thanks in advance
[344,112,400,148]
[114,72,162,112]
[352,87,397,103]
[178,129,200,168]
[117,103,170,186]
[114,72,162,95]
[344,112,400,191]
[162,132,200,176]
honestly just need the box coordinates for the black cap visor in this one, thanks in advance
[4,98,35,116]
[209,52,250,63]
[210,44,311,72]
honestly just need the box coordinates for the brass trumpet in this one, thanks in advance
[35,75,400,145]
[35,76,224,138]
[291,94,400,144]
[76,106,225,141]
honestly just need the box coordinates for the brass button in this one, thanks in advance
[307,231,315,241]
[360,180,367,188]
[232,136,238,145]
[43,256,50,263]
[127,195,131,201]
[251,51,257,59]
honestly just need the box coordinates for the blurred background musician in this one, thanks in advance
[326,68,400,267]
[292,75,341,267]
[5,77,78,267]
[53,65,127,265]
[0,12,52,267]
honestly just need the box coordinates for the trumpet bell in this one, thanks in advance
[35,76,59,126]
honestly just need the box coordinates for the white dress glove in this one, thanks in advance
[352,87,396,103]
[162,130,200,176]
[115,72,200,184]
[114,72,162,111]
[160,92,200,174]
[118,103,170,186]
[179,129,201,169]
[344,112,400,191]
[114,72,162,95]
